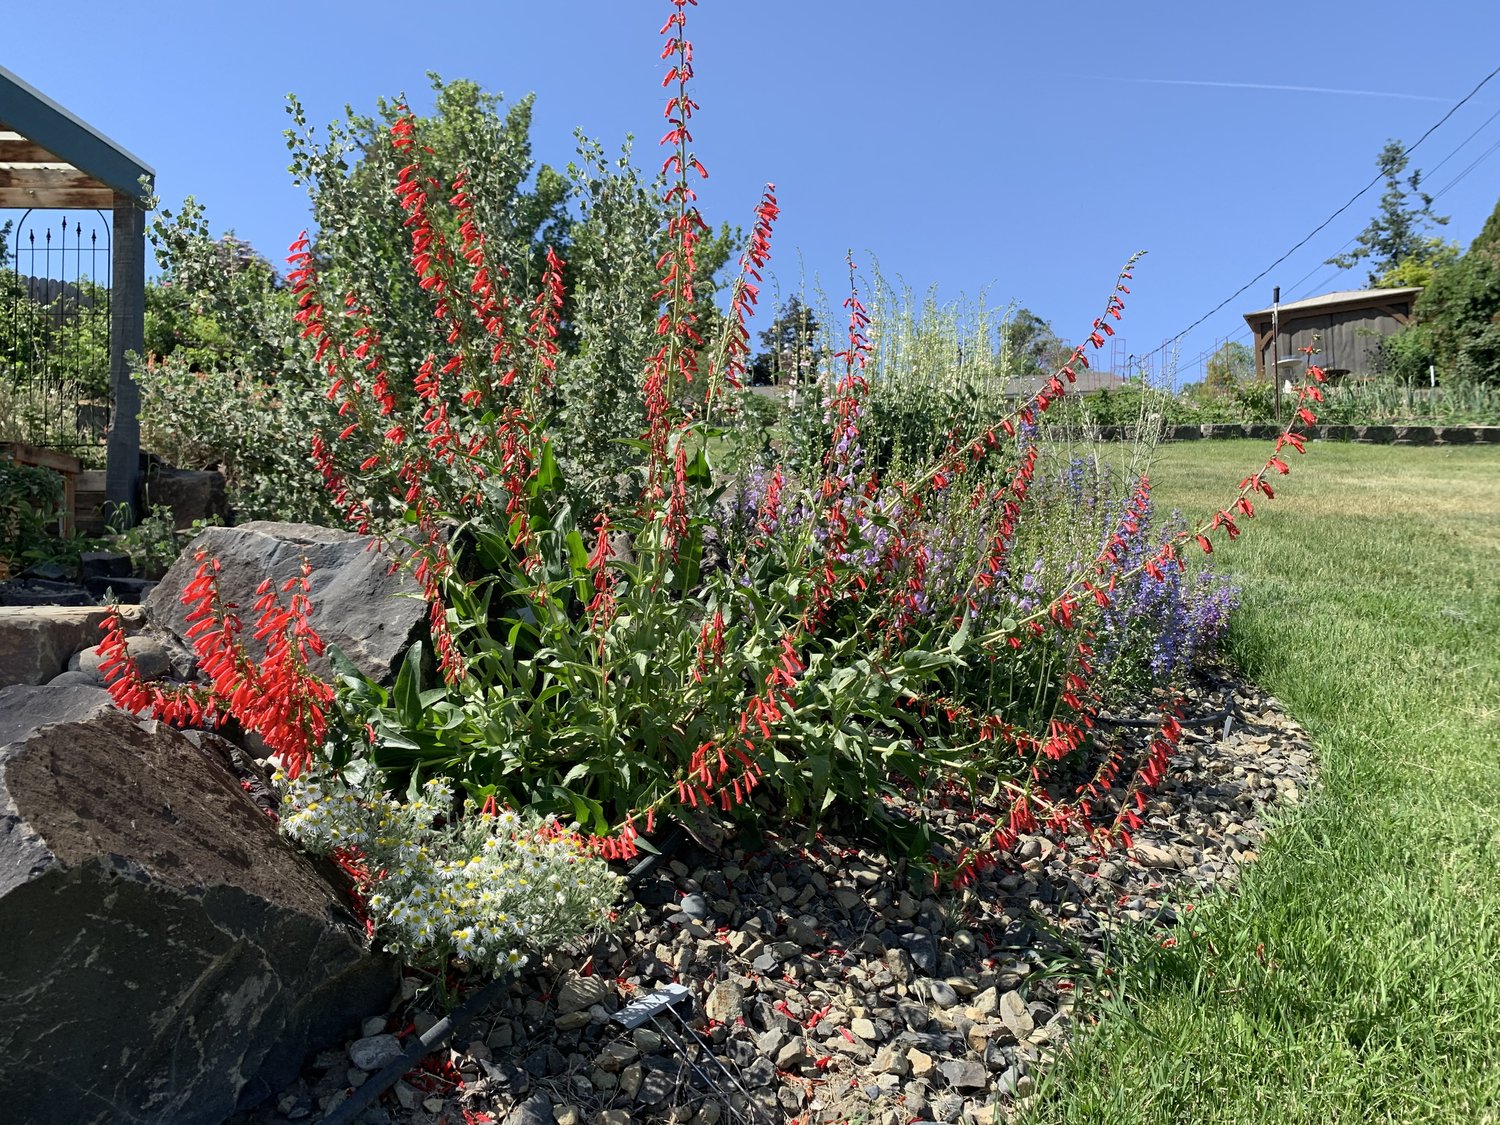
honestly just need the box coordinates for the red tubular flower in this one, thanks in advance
[525,247,566,385]
[585,513,618,637]
[667,442,690,557]
[709,184,779,392]
[641,0,709,510]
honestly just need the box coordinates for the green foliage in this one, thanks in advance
[0,263,111,455]
[137,356,337,523]
[106,503,220,580]
[284,78,570,383]
[1327,140,1454,287]
[781,277,1040,477]
[0,275,111,401]
[136,200,335,520]
[1231,379,1277,423]
[1204,340,1254,393]
[548,134,737,513]
[1000,307,1071,381]
[144,213,293,376]
[1407,194,1500,387]
[0,461,65,572]
[1374,320,1436,384]
[749,295,821,386]
[138,77,740,523]
[1378,240,1460,290]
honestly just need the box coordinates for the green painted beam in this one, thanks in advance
[0,64,154,204]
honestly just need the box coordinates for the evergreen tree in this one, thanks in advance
[1328,140,1452,287]
[749,296,820,385]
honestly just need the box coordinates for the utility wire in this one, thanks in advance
[1280,103,1500,299]
[1432,135,1500,200]
[1164,63,1500,347]
[1425,103,1500,178]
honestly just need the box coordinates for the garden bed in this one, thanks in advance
[228,664,1313,1125]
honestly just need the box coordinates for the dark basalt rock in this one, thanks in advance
[145,521,426,685]
[0,704,395,1124]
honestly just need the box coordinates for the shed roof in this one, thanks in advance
[0,64,154,208]
[1242,286,1422,322]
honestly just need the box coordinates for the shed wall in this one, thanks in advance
[1255,306,1410,380]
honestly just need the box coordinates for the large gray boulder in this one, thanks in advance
[144,521,426,684]
[0,681,117,745]
[141,463,229,529]
[0,604,145,689]
[0,699,396,1124]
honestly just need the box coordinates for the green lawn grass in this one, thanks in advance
[1024,440,1500,1125]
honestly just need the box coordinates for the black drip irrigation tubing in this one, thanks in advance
[320,973,512,1125]
[320,826,687,1124]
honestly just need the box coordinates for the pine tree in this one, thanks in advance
[1328,140,1451,287]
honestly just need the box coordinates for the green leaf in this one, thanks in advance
[327,643,365,686]
[532,441,561,493]
[394,642,424,726]
[565,529,589,573]
[685,446,713,487]
[947,613,972,655]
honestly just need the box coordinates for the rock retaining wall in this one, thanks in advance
[1095,424,1500,444]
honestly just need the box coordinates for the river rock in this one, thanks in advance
[0,604,142,688]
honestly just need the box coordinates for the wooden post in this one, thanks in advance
[105,191,144,526]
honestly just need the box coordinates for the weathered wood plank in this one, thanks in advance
[0,138,62,162]
[0,186,115,207]
[0,441,83,474]
[0,165,101,190]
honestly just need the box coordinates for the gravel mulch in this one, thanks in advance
[229,666,1314,1125]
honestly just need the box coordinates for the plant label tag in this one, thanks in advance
[612,983,691,1029]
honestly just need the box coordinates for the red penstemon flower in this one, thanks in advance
[585,513,618,638]
[641,0,709,506]
[708,184,779,394]
[100,551,333,779]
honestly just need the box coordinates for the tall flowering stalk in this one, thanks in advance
[642,0,710,506]
[706,184,779,404]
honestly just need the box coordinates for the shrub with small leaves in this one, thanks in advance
[275,761,623,975]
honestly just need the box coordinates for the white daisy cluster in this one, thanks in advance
[274,761,624,976]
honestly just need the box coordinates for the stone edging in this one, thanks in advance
[1103,423,1500,445]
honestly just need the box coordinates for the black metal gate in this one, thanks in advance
[1,209,112,457]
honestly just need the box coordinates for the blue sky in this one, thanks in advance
[5,0,1500,385]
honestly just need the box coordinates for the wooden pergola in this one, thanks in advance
[1,64,154,522]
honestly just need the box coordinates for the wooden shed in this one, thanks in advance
[1242,287,1421,382]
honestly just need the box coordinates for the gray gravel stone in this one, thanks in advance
[348,1034,403,1072]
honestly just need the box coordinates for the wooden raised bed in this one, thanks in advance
[0,441,82,536]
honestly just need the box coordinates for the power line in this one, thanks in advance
[1432,135,1500,200]
[1425,103,1500,178]
[1280,102,1500,298]
[1164,62,1500,347]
